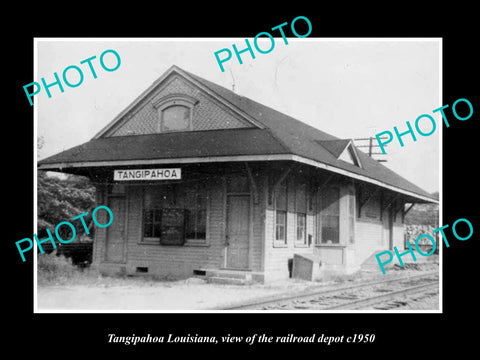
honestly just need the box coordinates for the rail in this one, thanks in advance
[217,271,439,310]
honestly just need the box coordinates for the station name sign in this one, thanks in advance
[114,168,181,181]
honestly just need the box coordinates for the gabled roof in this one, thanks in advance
[315,139,351,158]
[38,65,437,203]
[316,139,362,168]
[93,65,265,139]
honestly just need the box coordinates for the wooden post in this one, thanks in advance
[380,191,384,221]
[244,162,259,204]
[268,164,294,205]
[403,203,415,222]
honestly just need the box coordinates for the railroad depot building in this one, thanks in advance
[38,65,437,282]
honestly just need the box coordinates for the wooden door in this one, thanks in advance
[226,195,250,269]
[105,196,126,262]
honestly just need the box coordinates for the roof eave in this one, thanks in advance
[38,153,437,204]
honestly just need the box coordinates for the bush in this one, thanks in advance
[37,251,89,285]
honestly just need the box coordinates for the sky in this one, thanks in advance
[36,38,441,193]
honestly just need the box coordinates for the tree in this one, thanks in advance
[37,138,96,238]
[37,171,96,238]
[404,191,439,227]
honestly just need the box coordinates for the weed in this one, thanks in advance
[37,251,97,285]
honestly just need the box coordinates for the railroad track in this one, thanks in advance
[218,271,439,310]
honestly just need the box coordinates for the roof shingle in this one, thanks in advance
[38,65,436,202]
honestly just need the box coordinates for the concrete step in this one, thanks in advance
[194,268,264,284]
[206,276,253,286]
[206,270,253,280]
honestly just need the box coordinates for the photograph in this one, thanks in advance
[34,38,441,313]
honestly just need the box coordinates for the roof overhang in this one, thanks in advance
[38,153,438,204]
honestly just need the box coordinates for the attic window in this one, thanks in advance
[153,94,198,133]
[162,105,190,131]
[339,144,361,167]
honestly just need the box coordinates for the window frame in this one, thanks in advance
[141,186,167,244]
[317,187,341,246]
[153,94,198,133]
[295,180,308,246]
[273,179,288,246]
[295,212,307,246]
[143,208,162,241]
[140,182,209,246]
[185,184,209,245]
[161,104,192,132]
[275,210,287,244]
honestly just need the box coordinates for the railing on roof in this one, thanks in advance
[352,136,389,163]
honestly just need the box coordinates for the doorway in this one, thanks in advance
[225,195,250,269]
[105,196,126,262]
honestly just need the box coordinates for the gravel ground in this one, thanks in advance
[364,289,440,311]
[388,293,439,310]
[36,277,321,311]
[36,253,439,312]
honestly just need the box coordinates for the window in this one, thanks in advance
[296,213,306,244]
[162,105,190,131]
[275,180,287,244]
[295,181,307,245]
[320,188,340,244]
[143,186,168,240]
[153,94,197,133]
[142,183,207,245]
[185,185,207,241]
[276,211,286,242]
[144,208,162,238]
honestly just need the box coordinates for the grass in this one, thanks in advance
[37,250,439,289]
[37,251,182,287]
[37,251,98,286]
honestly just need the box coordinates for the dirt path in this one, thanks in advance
[36,252,439,311]
[37,264,439,312]
[36,278,324,311]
